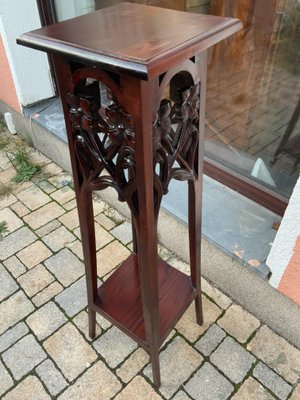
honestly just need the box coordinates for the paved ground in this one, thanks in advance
[0,136,300,399]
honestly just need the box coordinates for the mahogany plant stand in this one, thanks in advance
[18,3,241,387]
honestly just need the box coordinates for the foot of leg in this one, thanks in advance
[195,294,203,326]
[88,309,96,339]
[150,349,161,388]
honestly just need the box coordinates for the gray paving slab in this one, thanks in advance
[210,337,256,384]
[253,362,292,400]
[185,362,234,400]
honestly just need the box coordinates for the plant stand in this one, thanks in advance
[18,3,241,387]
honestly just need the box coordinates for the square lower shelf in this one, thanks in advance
[93,253,196,349]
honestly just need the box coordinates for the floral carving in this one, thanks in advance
[153,83,200,199]
[66,74,200,216]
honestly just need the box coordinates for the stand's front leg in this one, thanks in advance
[189,51,207,326]
[77,187,98,338]
[188,179,203,325]
[129,77,161,387]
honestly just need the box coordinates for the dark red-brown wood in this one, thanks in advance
[18,2,241,79]
[18,3,241,387]
[95,254,196,346]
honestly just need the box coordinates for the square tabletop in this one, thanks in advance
[17,2,241,78]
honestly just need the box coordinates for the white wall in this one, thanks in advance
[267,174,300,287]
[0,0,54,107]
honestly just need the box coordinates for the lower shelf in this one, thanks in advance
[94,253,196,349]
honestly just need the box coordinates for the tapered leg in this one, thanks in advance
[188,180,203,325]
[131,77,161,387]
[77,188,98,339]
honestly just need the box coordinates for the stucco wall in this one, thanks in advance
[0,32,20,112]
[267,174,300,305]
[0,0,54,108]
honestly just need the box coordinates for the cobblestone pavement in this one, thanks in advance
[0,140,300,399]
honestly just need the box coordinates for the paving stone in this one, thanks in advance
[45,248,84,287]
[55,276,87,317]
[92,197,105,215]
[95,212,116,230]
[29,151,51,166]
[24,202,65,229]
[0,290,34,335]
[172,391,191,400]
[253,362,292,400]
[96,313,112,330]
[43,323,97,382]
[103,205,125,224]
[96,241,130,277]
[248,325,300,384]
[290,385,300,400]
[32,281,63,307]
[42,162,63,176]
[36,219,61,237]
[144,336,203,399]
[93,326,138,368]
[36,179,57,194]
[0,194,16,209]
[195,323,226,356]
[17,240,52,268]
[95,222,114,250]
[158,244,173,261]
[59,208,79,230]
[42,226,76,252]
[63,198,77,211]
[168,257,190,275]
[10,200,30,216]
[66,239,83,260]
[18,264,54,297]
[218,304,260,343]
[185,362,234,400]
[16,185,50,210]
[3,255,26,278]
[175,297,222,342]
[0,167,16,184]
[48,172,72,188]
[201,278,232,309]
[2,334,47,380]
[0,360,13,397]
[0,322,29,353]
[110,221,132,245]
[210,336,256,384]
[231,377,275,400]
[26,301,67,340]
[36,359,68,396]
[0,226,37,260]
[115,376,161,400]
[116,347,149,383]
[12,180,32,194]
[58,361,121,400]
[0,264,18,301]
[2,375,51,400]
[73,310,102,341]
[50,186,75,204]
[0,207,23,234]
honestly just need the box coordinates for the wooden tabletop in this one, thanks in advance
[17,2,242,79]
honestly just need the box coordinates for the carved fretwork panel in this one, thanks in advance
[153,75,200,212]
[65,67,200,217]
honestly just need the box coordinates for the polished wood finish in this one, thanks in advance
[36,0,287,218]
[94,254,196,346]
[18,3,241,386]
[18,2,241,79]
